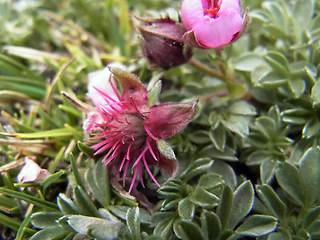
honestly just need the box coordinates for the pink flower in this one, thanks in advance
[17,157,51,183]
[85,65,197,193]
[181,0,249,49]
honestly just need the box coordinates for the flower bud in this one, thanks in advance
[137,17,193,69]
[181,0,249,49]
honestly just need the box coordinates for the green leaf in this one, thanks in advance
[190,186,220,208]
[40,170,66,193]
[69,153,86,191]
[251,65,272,86]
[16,213,35,240]
[0,128,76,139]
[77,141,94,158]
[293,0,314,31]
[156,139,176,160]
[268,231,291,240]
[288,79,306,98]
[0,212,35,234]
[126,207,141,240]
[227,101,256,116]
[275,162,305,206]
[236,215,278,237]
[29,227,70,240]
[174,220,204,240]
[153,212,177,239]
[57,194,78,215]
[226,181,254,230]
[31,212,63,229]
[233,53,266,72]
[304,207,320,229]
[299,147,320,207]
[201,211,221,240]
[264,51,290,77]
[67,215,124,240]
[148,80,162,106]
[209,126,226,151]
[256,185,286,220]
[217,185,233,231]
[246,150,273,166]
[180,158,214,182]
[222,115,250,137]
[178,198,195,220]
[0,188,58,211]
[260,159,278,184]
[85,161,110,208]
[311,81,320,105]
[73,186,99,217]
[189,130,211,144]
[302,117,320,138]
[211,160,237,189]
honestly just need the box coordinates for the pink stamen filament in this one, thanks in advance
[132,146,149,168]
[138,162,145,188]
[144,126,157,140]
[146,137,158,161]
[143,155,160,186]
[128,166,138,193]
[122,160,130,186]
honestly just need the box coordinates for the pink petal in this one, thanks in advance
[181,0,244,48]
[82,111,103,134]
[192,9,243,48]
[220,0,241,13]
[145,100,198,139]
[17,157,51,183]
[181,0,204,30]
[109,67,148,109]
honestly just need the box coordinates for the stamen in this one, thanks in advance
[144,126,157,140]
[142,155,160,186]
[110,75,122,101]
[131,132,135,141]
[147,137,158,161]
[119,154,127,172]
[122,160,130,186]
[132,146,149,168]
[125,118,132,125]
[94,87,117,103]
[126,141,134,160]
[128,167,138,193]
[138,162,145,188]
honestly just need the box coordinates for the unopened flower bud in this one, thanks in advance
[137,17,193,69]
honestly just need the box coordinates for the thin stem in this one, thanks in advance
[188,58,227,81]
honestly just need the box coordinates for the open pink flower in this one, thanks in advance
[85,65,197,193]
[181,0,248,49]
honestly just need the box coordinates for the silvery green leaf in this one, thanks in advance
[226,181,254,230]
[31,212,63,229]
[201,211,221,240]
[236,215,278,237]
[275,162,305,206]
[256,185,286,220]
[178,198,195,220]
[67,215,124,240]
[299,147,320,207]
[173,220,204,240]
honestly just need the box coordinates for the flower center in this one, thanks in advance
[204,0,221,18]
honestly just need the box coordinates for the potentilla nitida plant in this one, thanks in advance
[83,65,198,193]
[181,0,249,49]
